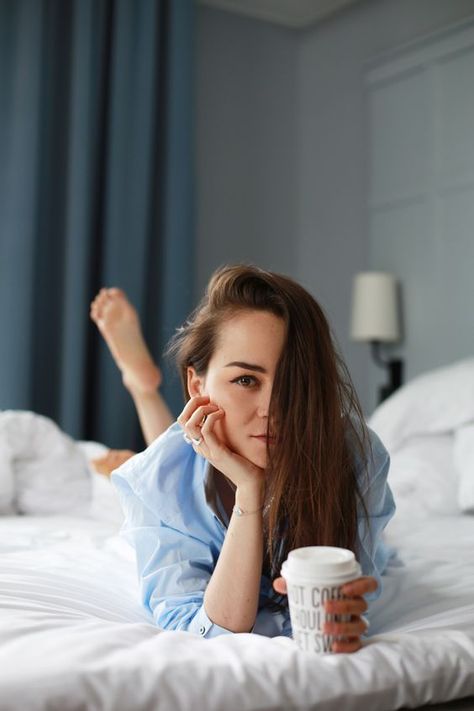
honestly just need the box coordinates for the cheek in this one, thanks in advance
[202,387,233,444]
[206,383,248,420]
[214,398,240,446]
[205,387,252,449]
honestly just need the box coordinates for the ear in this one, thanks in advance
[187,366,206,398]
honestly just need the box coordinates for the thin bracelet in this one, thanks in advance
[233,504,264,517]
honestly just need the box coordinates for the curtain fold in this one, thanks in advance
[0,0,195,450]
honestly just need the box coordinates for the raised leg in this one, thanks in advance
[90,288,174,446]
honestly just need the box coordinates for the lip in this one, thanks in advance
[252,435,276,444]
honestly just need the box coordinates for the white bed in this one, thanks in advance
[1,360,474,711]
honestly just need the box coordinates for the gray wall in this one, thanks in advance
[196,0,474,414]
[195,7,298,293]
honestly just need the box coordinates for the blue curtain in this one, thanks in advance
[0,0,195,450]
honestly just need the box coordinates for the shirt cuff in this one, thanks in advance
[187,604,235,639]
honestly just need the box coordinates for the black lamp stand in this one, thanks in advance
[370,341,403,404]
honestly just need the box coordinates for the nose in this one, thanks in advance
[256,386,271,419]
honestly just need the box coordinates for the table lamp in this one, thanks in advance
[350,272,403,403]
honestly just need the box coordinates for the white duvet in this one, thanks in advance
[1,360,474,711]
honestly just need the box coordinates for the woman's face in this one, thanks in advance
[187,309,285,469]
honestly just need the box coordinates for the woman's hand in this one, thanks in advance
[177,395,266,492]
[273,575,378,653]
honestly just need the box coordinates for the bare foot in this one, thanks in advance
[91,449,136,476]
[90,288,161,395]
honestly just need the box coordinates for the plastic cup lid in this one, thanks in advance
[281,546,360,581]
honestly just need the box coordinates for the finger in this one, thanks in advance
[177,396,211,427]
[185,404,220,442]
[189,410,225,458]
[341,576,378,597]
[187,403,219,430]
[272,577,287,595]
[331,637,362,654]
[199,409,225,449]
[324,597,368,616]
[323,618,367,638]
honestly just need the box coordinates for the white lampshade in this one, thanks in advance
[350,272,400,342]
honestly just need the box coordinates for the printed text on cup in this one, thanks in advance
[288,583,346,653]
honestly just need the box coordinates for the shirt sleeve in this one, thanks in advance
[112,471,234,639]
[356,429,396,608]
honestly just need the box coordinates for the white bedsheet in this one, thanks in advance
[1,486,474,710]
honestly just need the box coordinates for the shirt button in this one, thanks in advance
[199,626,206,636]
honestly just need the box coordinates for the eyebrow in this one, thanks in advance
[224,361,267,374]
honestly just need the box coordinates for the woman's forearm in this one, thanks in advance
[204,483,264,632]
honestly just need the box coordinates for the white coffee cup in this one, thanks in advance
[281,546,361,654]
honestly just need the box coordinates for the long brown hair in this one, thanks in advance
[166,264,371,586]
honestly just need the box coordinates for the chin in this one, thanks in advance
[233,440,268,470]
[248,452,268,470]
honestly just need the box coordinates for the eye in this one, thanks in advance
[231,375,259,388]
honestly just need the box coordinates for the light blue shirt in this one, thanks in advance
[111,422,395,639]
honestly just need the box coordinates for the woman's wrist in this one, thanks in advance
[235,482,265,510]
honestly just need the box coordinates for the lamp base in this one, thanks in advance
[378,359,403,404]
[378,383,397,403]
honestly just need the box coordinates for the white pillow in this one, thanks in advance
[387,433,459,517]
[454,424,474,513]
[0,410,92,515]
[368,358,474,452]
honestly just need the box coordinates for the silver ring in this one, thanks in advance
[191,436,202,446]
[183,433,192,444]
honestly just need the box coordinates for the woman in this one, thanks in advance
[110,264,395,653]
